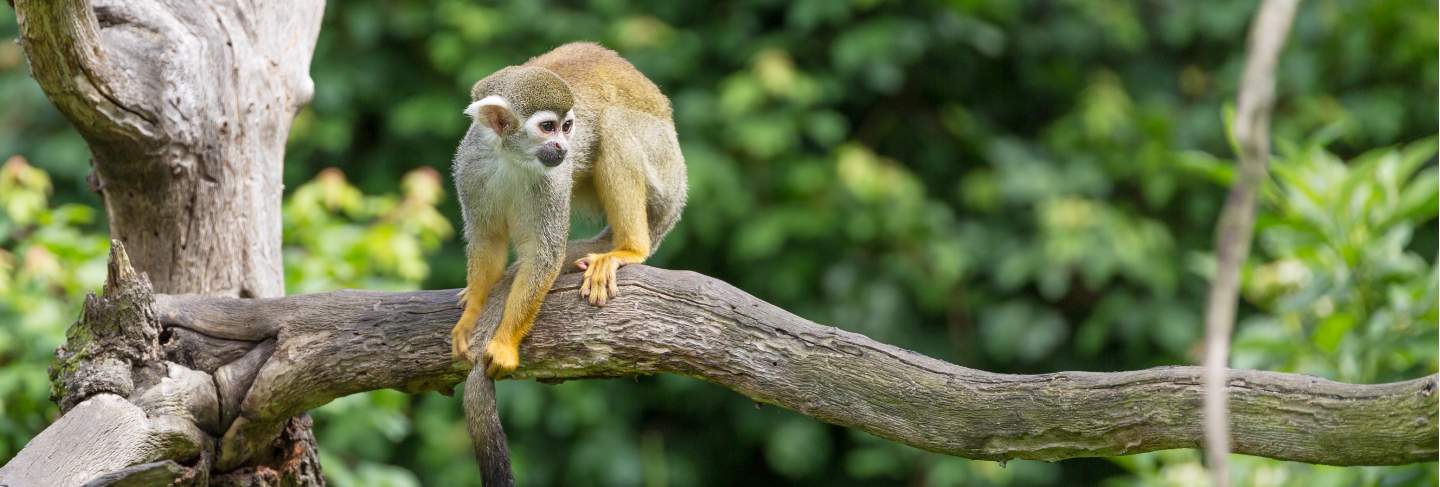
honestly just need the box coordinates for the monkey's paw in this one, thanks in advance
[576,253,624,306]
[483,340,519,378]
[451,320,477,365]
[456,287,468,308]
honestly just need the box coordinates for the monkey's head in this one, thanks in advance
[465,67,576,169]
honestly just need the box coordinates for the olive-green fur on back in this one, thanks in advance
[469,66,574,118]
[524,42,672,121]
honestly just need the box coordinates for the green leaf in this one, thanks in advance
[1312,312,1356,353]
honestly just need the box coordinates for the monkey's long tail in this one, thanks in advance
[464,367,516,487]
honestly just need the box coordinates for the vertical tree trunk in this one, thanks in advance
[4,0,326,484]
[20,0,321,297]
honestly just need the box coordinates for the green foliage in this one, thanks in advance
[1238,137,1438,383]
[284,167,453,292]
[1,0,1436,485]
[0,157,108,461]
[1112,138,1440,487]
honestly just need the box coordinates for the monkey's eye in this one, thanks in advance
[539,121,557,133]
[562,120,573,134]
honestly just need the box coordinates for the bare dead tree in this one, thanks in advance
[1202,1,1300,485]
[5,0,325,484]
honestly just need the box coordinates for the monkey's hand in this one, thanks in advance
[452,317,478,365]
[483,339,519,378]
[575,251,644,306]
[452,285,484,364]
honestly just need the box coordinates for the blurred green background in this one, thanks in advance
[2,0,1437,485]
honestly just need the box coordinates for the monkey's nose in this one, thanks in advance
[538,142,566,167]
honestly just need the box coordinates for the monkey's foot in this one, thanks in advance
[456,287,468,308]
[483,339,519,378]
[575,252,635,306]
[451,319,478,365]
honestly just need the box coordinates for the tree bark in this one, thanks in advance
[7,0,325,484]
[9,256,1431,486]
[147,265,1440,467]
[14,0,318,296]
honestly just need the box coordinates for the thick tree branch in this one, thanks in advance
[1203,1,1299,483]
[4,253,1435,486]
[151,265,1437,467]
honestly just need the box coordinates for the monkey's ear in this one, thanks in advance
[477,105,520,135]
[465,96,520,136]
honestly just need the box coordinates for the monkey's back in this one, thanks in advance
[525,43,687,250]
[524,43,672,121]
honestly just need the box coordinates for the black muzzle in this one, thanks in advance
[537,143,567,167]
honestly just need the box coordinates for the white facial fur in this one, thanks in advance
[524,110,575,148]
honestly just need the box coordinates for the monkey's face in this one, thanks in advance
[521,108,576,168]
[465,66,577,171]
[465,96,576,171]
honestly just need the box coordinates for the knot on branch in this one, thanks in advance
[33,241,315,482]
[51,240,164,411]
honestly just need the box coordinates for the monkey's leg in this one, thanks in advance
[452,235,507,364]
[575,157,653,306]
[483,255,562,377]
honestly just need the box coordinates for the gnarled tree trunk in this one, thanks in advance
[2,0,325,484]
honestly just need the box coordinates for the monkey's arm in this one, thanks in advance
[452,234,507,362]
[483,246,564,377]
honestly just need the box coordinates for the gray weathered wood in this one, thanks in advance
[153,265,1438,467]
[80,460,190,487]
[0,395,162,486]
[4,253,1434,486]
[14,0,321,297]
[10,0,326,482]
[0,244,208,486]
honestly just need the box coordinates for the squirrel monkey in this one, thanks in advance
[450,42,687,374]
[450,43,686,484]
[452,40,688,484]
